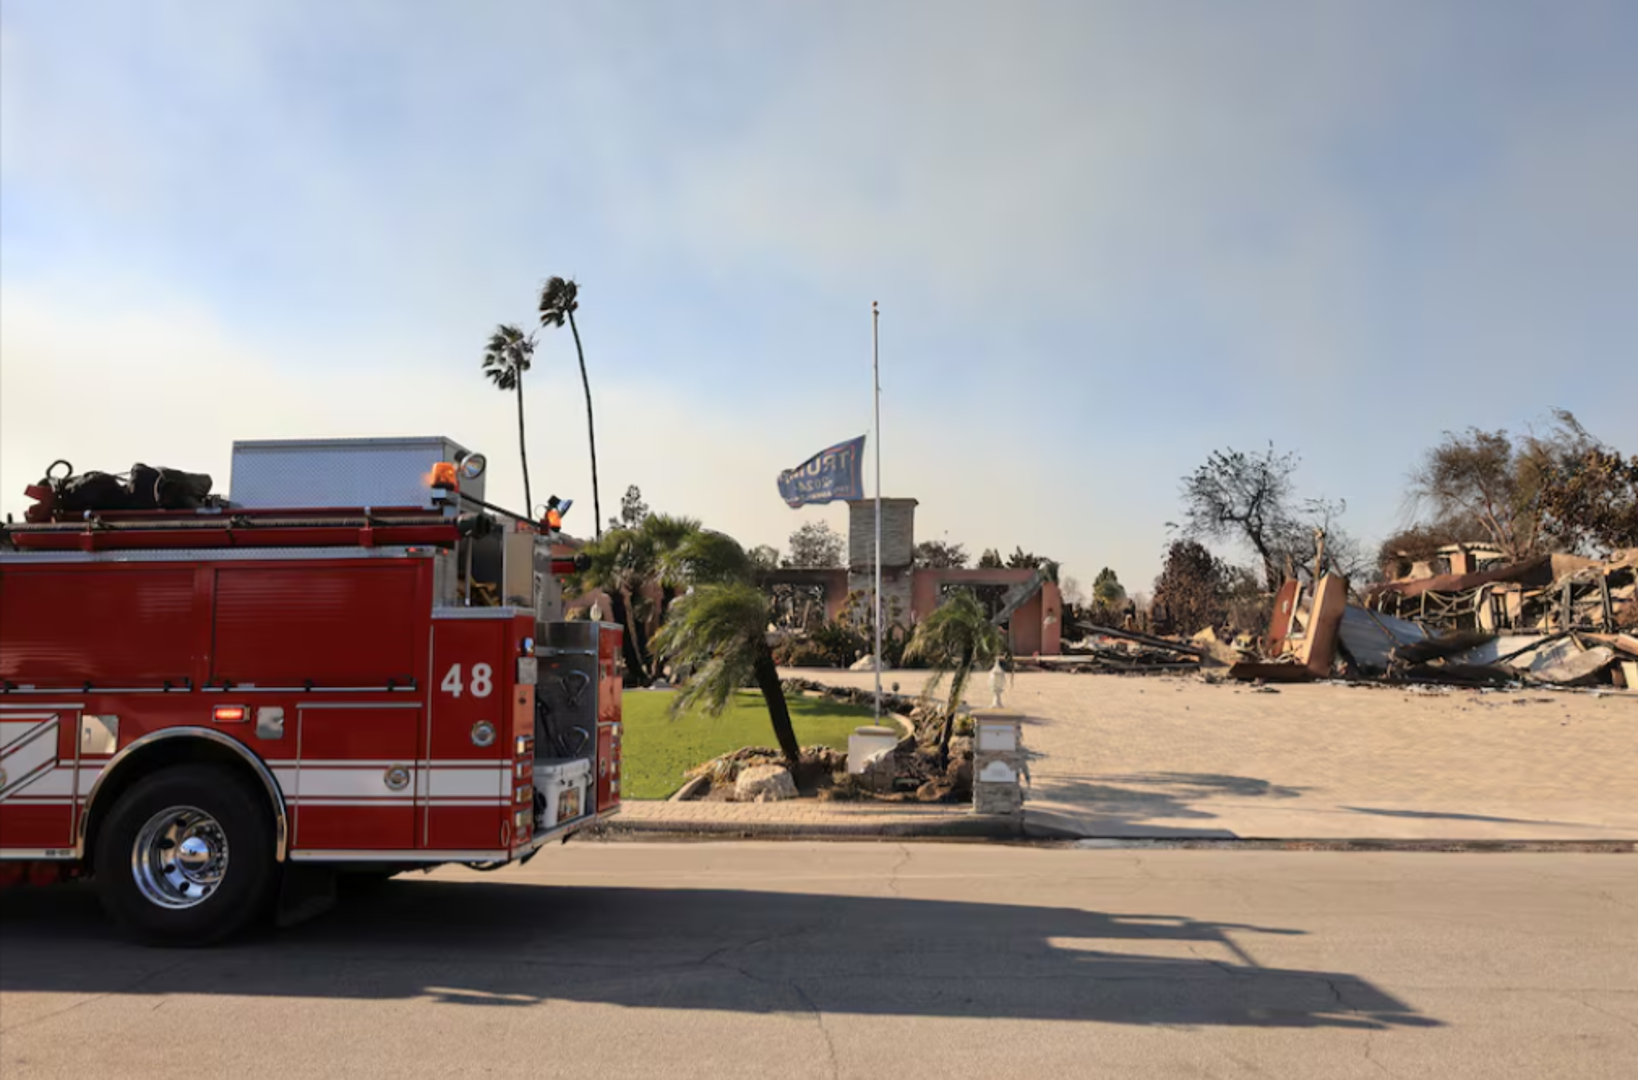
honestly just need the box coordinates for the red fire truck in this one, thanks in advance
[0,437,622,944]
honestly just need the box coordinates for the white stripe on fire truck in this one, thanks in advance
[0,765,101,800]
[293,769,418,798]
[263,760,515,768]
[423,768,510,799]
[294,797,506,807]
[0,722,60,800]
[270,765,510,799]
[1,719,58,752]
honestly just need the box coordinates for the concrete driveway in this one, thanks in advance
[792,670,1638,840]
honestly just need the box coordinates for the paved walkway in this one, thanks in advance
[784,669,1638,841]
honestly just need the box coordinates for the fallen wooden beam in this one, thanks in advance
[1074,623,1212,659]
[1228,661,1317,683]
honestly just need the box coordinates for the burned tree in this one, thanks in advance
[1179,444,1358,589]
[1177,445,1299,591]
[1150,540,1226,637]
[1538,445,1638,556]
[1404,410,1601,563]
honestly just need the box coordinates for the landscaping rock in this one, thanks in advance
[858,747,897,794]
[916,777,956,802]
[735,764,797,802]
[670,775,712,802]
[804,746,848,774]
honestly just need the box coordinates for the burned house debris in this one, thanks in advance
[1366,549,1637,636]
[1046,622,1215,673]
[1228,549,1638,690]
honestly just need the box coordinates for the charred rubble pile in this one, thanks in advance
[1033,622,1216,673]
[1228,550,1638,689]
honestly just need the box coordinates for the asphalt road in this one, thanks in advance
[2,842,1634,1079]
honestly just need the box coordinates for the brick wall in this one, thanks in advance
[848,498,917,569]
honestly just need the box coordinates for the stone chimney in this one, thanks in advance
[847,498,917,626]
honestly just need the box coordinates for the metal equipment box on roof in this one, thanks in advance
[229,436,484,512]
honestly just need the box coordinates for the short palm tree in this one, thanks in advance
[663,528,754,591]
[539,276,602,538]
[641,512,704,619]
[903,589,1005,765]
[570,527,651,682]
[650,580,801,768]
[481,324,536,513]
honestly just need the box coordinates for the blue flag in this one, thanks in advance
[777,435,866,508]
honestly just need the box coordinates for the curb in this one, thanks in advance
[585,814,1025,841]
[582,817,1637,850]
[1067,838,1638,853]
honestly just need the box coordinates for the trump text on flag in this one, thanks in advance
[777,435,866,508]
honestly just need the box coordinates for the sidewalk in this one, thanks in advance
[599,798,1020,839]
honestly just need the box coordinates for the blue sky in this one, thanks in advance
[2,1,1634,596]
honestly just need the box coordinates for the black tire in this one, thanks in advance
[93,763,278,946]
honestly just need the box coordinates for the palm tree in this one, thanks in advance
[481,324,537,514]
[642,512,705,622]
[571,527,656,684]
[650,581,801,768]
[539,276,602,538]
[663,527,755,590]
[903,589,1005,766]
[574,515,741,685]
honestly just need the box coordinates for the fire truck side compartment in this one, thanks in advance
[0,565,197,688]
[212,563,424,687]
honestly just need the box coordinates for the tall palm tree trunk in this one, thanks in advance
[753,646,802,768]
[606,591,646,685]
[515,382,533,514]
[566,310,602,539]
[938,650,973,766]
[622,591,655,685]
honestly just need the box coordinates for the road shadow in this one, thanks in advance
[1340,806,1597,828]
[0,877,1437,1031]
[1024,772,1311,838]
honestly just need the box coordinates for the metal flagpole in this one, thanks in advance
[873,301,882,722]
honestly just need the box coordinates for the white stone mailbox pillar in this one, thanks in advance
[972,710,1025,817]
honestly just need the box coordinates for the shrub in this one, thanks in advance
[771,638,835,668]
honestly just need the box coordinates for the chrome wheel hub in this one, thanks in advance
[132,806,229,909]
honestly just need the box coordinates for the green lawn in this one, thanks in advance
[620,689,878,799]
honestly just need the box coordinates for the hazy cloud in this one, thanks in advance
[3,0,1633,588]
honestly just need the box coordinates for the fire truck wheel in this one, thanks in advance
[94,763,277,946]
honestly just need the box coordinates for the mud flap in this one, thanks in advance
[275,864,337,929]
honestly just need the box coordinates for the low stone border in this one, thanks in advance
[587,814,1024,841]
[579,827,1634,850]
[668,775,712,803]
